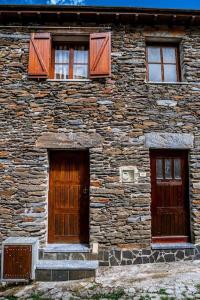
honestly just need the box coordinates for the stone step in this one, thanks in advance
[44,244,90,252]
[40,251,98,261]
[39,244,98,261]
[36,260,98,281]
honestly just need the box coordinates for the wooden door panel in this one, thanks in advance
[155,184,183,208]
[48,151,89,243]
[54,214,79,236]
[51,186,81,209]
[150,150,190,242]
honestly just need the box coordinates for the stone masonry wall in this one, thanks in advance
[1,24,200,251]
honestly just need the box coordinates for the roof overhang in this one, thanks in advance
[0,5,200,25]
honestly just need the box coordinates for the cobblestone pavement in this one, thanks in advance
[1,261,200,299]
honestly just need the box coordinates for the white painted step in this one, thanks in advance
[44,244,90,253]
[37,260,99,270]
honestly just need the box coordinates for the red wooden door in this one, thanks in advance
[48,151,89,244]
[150,150,190,243]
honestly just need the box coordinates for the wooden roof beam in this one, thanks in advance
[115,13,120,21]
[171,14,177,25]
[17,11,22,21]
[190,15,196,24]
[36,11,42,22]
[56,12,61,22]
[95,12,100,22]
[153,14,158,22]
[134,13,139,22]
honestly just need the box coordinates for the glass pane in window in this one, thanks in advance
[174,159,181,179]
[55,46,69,64]
[164,64,177,82]
[165,159,172,179]
[74,47,88,64]
[163,47,176,63]
[147,47,161,63]
[73,64,88,79]
[55,64,69,79]
[156,159,163,179]
[148,64,162,82]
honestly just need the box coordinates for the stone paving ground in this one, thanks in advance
[1,261,200,299]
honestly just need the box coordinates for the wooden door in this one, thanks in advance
[150,150,190,243]
[48,151,89,244]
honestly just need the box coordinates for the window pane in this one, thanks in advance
[174,159,181,179]
[55,46,69,64]
[156,159,163,179]
[55,64,69,79]
[147,47,161,63]
[148,64,162,82]
[74,47,88,64]
[163,47,176,63]
[164,64,177,82]
[165,159,172,179]
[73,64,88,79]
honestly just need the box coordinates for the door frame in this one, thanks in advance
[150,149,191,243]
[47,149,90,244]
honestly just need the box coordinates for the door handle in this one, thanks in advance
[83,187,89,194]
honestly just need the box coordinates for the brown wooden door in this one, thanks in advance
[48,151,89,244]
[150,150,190,243]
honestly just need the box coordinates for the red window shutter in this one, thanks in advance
[89,32,111,78]
[28,32,51,79]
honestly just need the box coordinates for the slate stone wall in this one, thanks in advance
[98,246,200,266]
[1,24,200,251]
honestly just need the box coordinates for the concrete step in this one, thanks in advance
[40,251,98,261]
[44,244,90,252]
[40,244,98,261]
[36,260,98,281]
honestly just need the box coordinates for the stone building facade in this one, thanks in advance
[1,5,200,272]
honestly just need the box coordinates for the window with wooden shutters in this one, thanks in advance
[28,32,111,80]
[28,32,51,79]
[89,32,111,78]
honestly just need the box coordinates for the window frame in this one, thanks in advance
[146,42,181,82]
[50,41,89,80]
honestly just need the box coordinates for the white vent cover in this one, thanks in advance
[119,166,139,183]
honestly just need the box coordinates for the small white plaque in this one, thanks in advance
[140,172,146,177]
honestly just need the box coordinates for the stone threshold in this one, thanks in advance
[151,243,195,250]
[43,243,90,253]
[37,259,98,270]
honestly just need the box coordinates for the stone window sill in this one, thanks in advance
[151,243,195,250]
[47,79,91,82]
[145,81,200,85]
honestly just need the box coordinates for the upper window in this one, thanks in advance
[28,32,111,80]
[146,44,180,82]
[52,44,88,80]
